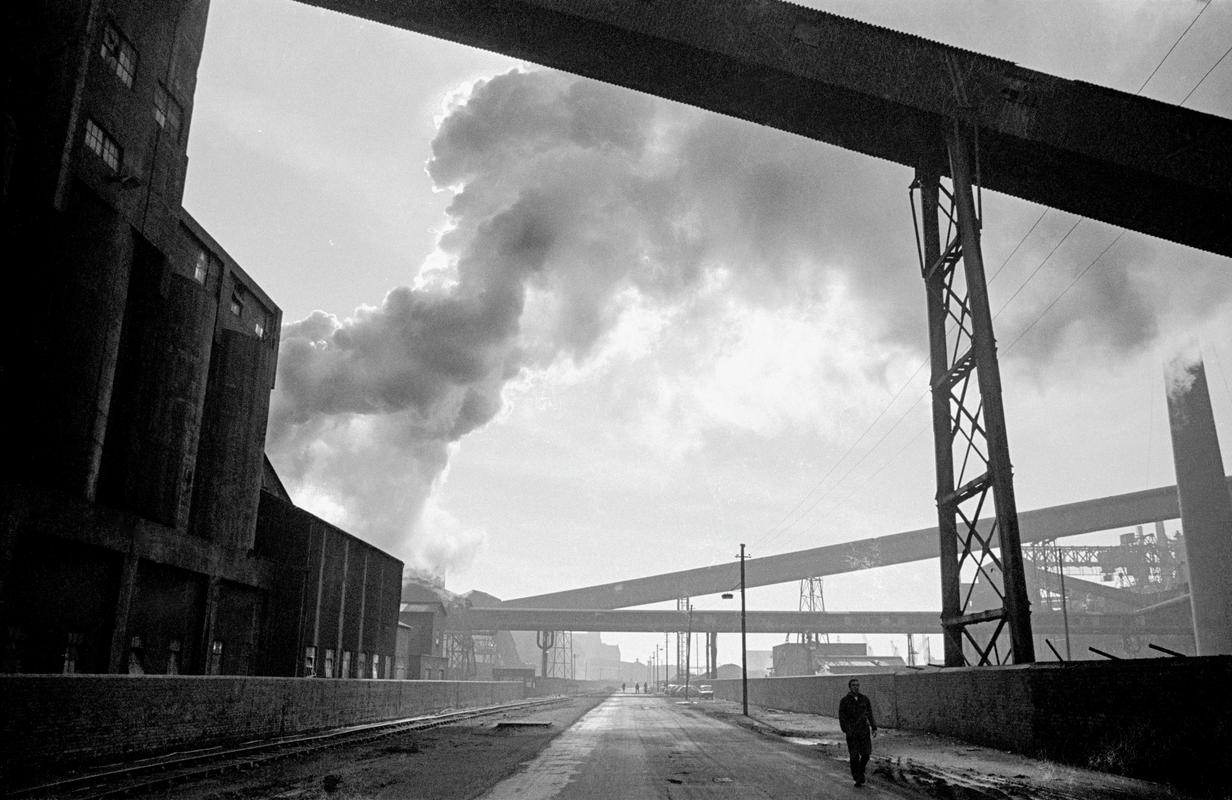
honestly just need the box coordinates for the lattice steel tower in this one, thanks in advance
[911,112,1035,667]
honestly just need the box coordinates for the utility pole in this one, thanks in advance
[684,603,693,700]
[739,543,749,716]
[1056,543,1071,660]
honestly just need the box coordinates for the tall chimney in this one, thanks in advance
[1165,353,1232,655]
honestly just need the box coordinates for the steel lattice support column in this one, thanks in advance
[913,125,1035,667]
[676,596,690,681]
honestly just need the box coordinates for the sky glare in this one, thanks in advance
[183,0,1232,664]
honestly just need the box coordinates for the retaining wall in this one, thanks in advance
[714,656,1232,793]
[0,675,523,786]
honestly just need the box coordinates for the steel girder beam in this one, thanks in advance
[444,607,1181,636]
[1027,562,1183,611]
[296,0,1232,257]
[915,125,1033,667]
[504,480,1229,610]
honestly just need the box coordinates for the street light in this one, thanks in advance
[720,545,749,715]
[684,602,694,701]
[738,544,749,716]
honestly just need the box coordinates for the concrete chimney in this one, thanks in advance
[1165,353,1232,655]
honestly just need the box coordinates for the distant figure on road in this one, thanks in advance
[622,682,626,692]
[635,682,640,693]
[838,678,878,786]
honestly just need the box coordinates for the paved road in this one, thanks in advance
[477,695,900,799]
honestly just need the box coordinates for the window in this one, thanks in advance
[324,648,335,677]
[154,84,183,141]
[101,23,137,88]
[84,118,121,171]
[167,639,181,675]
[341,650,352,678]
[254,320,265,339]
[229,292,244,316]
[193,249,209,284]
[207,639,224,675]
[62,632,82,675]
[357,651,367,679]
[304,646,316,676]
[127,634,145,675]
[371,654,382,679]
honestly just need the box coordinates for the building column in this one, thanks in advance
[1165,354,1232,655]
[107,550,139,673]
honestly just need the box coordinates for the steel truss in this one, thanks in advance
[445,632,476,679]
[676,596,689,681]
[791,577,828,645]
[536,630,574,678]
[912,123,1034,667]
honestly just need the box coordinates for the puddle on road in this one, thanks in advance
[785,737,832,747]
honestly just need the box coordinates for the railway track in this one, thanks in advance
[10,695,574,799]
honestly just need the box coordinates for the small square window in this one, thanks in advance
[84,118,121,171]
[154,84,183,142]
[101,23,137,88]
[230,293,244,316]
[254,321,265,339]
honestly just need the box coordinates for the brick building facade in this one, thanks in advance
[0,0,402,677]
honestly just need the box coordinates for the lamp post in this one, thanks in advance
[739,543,748,716]
[684,603,694,701]
[723,544,749,715]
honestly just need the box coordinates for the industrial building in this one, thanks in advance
[772,642,906,677]
[0,0,402,677]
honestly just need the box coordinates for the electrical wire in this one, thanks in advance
[1178,42,1232,105]
[1000,232,1126,355]
[743,5,1227,558]
[1134,0,1215,94]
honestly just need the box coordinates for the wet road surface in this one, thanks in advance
[477,694,897,799]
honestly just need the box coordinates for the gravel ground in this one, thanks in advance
[128,695,607,800]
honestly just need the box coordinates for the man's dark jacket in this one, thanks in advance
[839,692,877,734]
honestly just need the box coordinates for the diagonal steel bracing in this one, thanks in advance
[913,122,1033,666]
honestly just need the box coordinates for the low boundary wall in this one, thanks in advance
[0,675,524,787]
[714,656,1232,794]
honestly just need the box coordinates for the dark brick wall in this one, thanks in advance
[0,675,523,787]
[714,656,1232,793]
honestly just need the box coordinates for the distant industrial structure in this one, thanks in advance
[772,642,905,677]
[3,0,1228,686]
[0,0,402,679]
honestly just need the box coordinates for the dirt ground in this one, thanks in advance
[131,695,607,800]
[122,694,1222,800]
[694,699,1216,800]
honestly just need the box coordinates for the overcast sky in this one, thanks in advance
[183,0,1232,663]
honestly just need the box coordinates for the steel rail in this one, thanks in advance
[10,696,574,799]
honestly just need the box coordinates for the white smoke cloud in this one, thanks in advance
[266,67,1232,573]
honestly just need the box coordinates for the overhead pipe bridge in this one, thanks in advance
[442,608,1179,637]
[298,0,1231,257]
[502,480,1230,610]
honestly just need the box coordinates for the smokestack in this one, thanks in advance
[1164,352,1232,655]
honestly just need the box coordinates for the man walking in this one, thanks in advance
[838,678,878,786]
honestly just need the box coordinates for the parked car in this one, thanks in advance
[697,684,714,699]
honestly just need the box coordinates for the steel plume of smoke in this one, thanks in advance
[264,68,1231,576]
